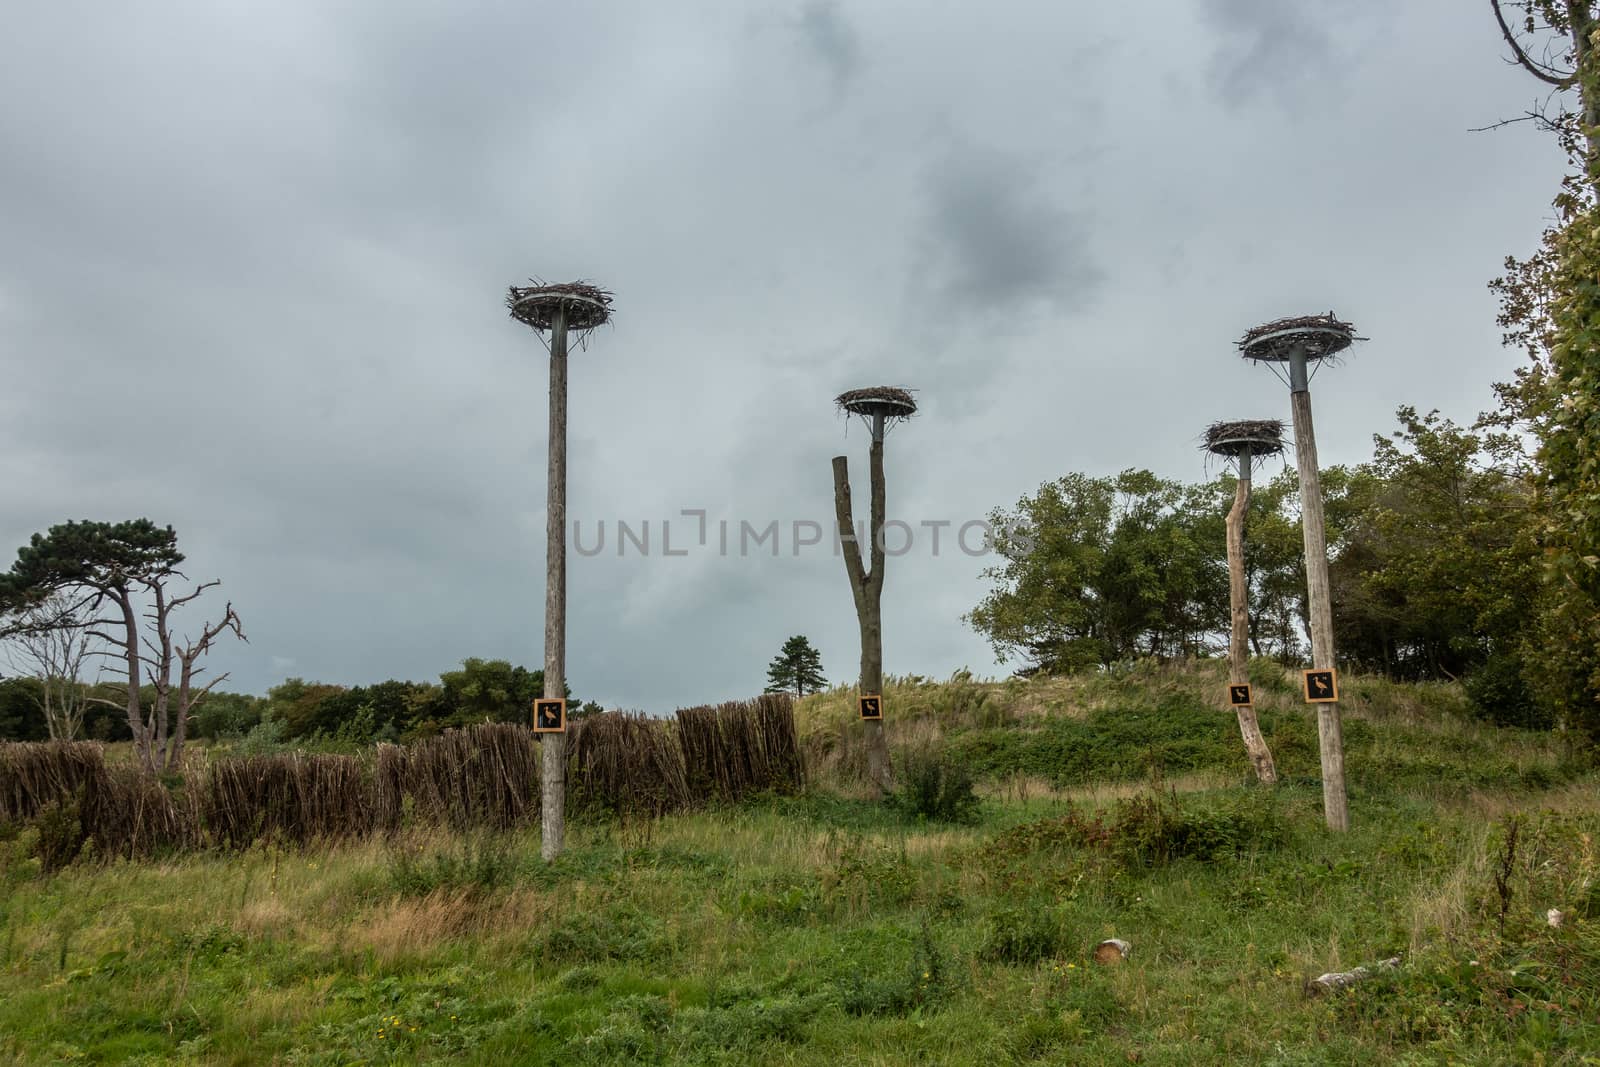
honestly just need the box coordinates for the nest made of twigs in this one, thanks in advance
[836,386,918,420]
[1238,312,1358,363]
[506,280,614,332]
[1203,419,1285,458]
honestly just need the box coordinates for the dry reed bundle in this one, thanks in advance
[676,696,803,804]
[568,712,690,816]
[0,740,105,821]
[374,743,408,835]
[402,723,539,831]
[754,694,804,792]
[203,754,375,848]
[83,764,199,859]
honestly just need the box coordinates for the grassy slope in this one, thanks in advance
[1,661,1597,1065]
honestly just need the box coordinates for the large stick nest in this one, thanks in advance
[1238,312,1358,363]
[1204,419,1285,457]
[506,280,614,332]
[836,386,918,420]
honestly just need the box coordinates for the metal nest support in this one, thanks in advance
[506,280,615,334]
[836,386,918,423]
[1237,313,1360,364]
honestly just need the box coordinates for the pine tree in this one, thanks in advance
[765,635,827,698]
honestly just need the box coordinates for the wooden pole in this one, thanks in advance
[830,411,895,794]
[541,303,568,861]
[1288,350,1349,831]
[1226,445,1277,784]
[862,412,893,792]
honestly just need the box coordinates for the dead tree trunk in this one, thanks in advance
[1226,449,1277,784]
[831,412,894,793]
[1290,376,1349,832]
[542,303,569,862]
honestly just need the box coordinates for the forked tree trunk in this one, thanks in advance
[1226,451,1277,784]
[831,414,894,794]
[542,304,569,861]
[1290,377,1349,832]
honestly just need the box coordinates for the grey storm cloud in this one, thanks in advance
[0,0,1573,710]
[916,151,1102,320]
[1198,0,1352,104]
[794,1,863,92]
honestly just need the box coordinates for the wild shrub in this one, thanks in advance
[540,903,670,964]
[886,748,980,824]
[823,839,919,911]
[32,796,85,873]
[981,904,1068,964]
[1108,788,1286,867]
[386,834,519,898]
[835,919,952,1016]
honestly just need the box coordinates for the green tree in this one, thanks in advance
[968,470,1228,673]
[765,635,827,698]
[1488,0,1600,732]
[1328,408,1539,703]
[0,520,242,772]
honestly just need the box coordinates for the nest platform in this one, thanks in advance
[506,281,614,332]
[1238,313,1357,363]
[836,386,918,421]
[1204,419,1286,458]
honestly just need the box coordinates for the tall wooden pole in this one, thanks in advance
[830,411,894,794]
[1288,348,1348,831]
[861,412,892,791]
[541,303,568,861]
[1226,445,1277,784]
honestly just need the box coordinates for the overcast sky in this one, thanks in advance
[0,1,1570,709]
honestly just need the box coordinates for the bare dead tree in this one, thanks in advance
[833,386,917,795]
[2,593,94,740]
[86,578,246,773]
[1488,1,1600,196]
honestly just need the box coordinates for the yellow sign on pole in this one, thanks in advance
[1302,669,1339,703]
[858,695,882,721]
[533,698,567,733]
[1228,684,1253,707]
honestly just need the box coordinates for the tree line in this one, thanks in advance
[968,406,1549,728]
[0,656,601,746]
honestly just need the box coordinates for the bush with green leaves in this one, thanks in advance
[887,748,981,824]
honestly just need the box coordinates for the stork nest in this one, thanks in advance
[837,386,918,420]
[1238,312,1357,363]
[506,280,614,332]
[1204,419,1285,457]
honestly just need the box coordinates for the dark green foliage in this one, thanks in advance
[385,834,519,897]
[948,700,1253,786]
[968,471,1228,672]
[833,919,952,1016]
[980,904,1067,964]
[1106,788,1287,867]
[765,635,827,698]
[887,748,980,823]
[31,797,85,873]
[0,680,47,742]
[0,519,181,608]
[1466,651,1551,729]
[540,904,670,964]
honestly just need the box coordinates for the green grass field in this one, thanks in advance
[2,661,1598,1065]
